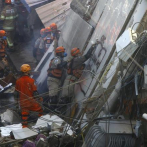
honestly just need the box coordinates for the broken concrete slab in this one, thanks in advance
[58,9,93,58]
[13,127,38,140]
[33,114,64,129]
[0,123,22,137]
[1,109,21,125]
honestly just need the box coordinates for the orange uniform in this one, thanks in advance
[15,75,43,127]
[0,39,7,58]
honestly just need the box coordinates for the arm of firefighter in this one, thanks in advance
[84,44,97,59]
[31,80,37,94]
[4,40,7,47]
[33,90,43,102]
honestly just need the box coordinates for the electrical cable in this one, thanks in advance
[2,17,147,141]
[0,57,120,111]
[0,67,138,116]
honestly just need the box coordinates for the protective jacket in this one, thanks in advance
[15,75,39,107]
[67,58,85,79]
[67,45,96,78]
[48,56,67,79]
[34,37,45,55]
[15,75,43,127]
[0,39,7,58]
[1,5,18,31]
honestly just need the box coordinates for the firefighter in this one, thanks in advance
[15,64,43,128]
[50,23,60,49]
[0,30,7,59]
[15,0,28,42]
[50,23,60,41]
[47,46,67,109]
[0,0,18,51]
[44,27,53,52]
[0,30,8,78]
[60,44,97,104]
[33,28,46,64]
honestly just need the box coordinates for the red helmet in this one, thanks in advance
[0,30,6,37]
[50,23,57,30]
[71,48,80,56]
[40,28,45,35]
[5,0,11,4]
[45,27,52,33]
[55,46,65,53]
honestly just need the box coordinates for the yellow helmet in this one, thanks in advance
[20,64,31,72]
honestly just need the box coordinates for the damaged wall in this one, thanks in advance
[58,9,93,58]
[70,0,98,21]
[73,0,136,101]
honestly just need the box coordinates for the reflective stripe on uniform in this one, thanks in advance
[0,15,5,20]
[5,16,15,20]
[3,26,14,30]
[6,38,13,47]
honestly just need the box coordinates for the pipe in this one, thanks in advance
[135,73,138,95]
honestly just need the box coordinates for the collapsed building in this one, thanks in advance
[1,0,147,146]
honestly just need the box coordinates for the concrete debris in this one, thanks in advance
[33,114,73,136]
[0,123,22,137]
[1,109,21,125]
[33,114,64,129]
[12,128,38,140]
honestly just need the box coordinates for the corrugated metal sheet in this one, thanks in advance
[20,0,48,12]
[36,0,72,29]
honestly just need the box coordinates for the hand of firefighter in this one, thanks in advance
[91,39,99,48]
[85,43,97,59]
[2,58,8,67]
[33,91,43,103]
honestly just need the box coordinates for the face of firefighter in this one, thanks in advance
[56,52,67,58]
[41,34,46,38]
[2,58,8,66]
[47,33,51,37]
[51,28,57,33]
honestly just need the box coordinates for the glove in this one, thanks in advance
[85,44,97,59]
